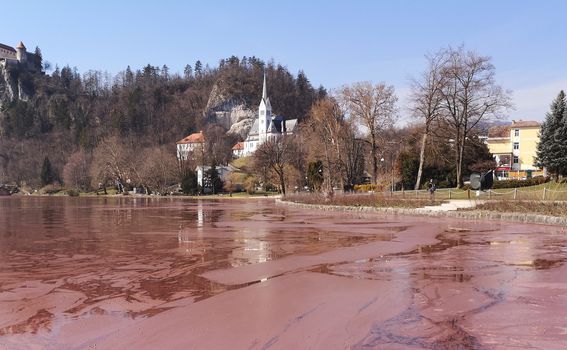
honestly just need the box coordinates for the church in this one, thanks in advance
[235,74,297,157]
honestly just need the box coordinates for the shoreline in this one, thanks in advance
[276,198,567,226]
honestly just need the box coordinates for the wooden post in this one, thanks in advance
[513,188,517,200]
[415,190,418,199]
[467,189,471,199]
[543,187,546,200]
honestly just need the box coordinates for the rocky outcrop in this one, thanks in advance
[0,63,19,109]
[0,62,33,109]
[204,81,256,139]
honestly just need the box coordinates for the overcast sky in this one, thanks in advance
[3,0,566,122]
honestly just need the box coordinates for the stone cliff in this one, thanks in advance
[0,63,33,109]
[204,81,256,139]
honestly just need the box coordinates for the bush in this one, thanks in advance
[39,184,62,195]
[493,176,550,189]
[284,192,443,208]
[354,184,386,192]
[66,189,80,197]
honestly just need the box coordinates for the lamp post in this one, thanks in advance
[391,155,394,192]
[380,157,385,191]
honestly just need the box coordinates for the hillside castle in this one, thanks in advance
[0,41,40,71]
[0,41,41,106]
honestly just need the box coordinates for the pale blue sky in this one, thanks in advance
[3,0,566,121]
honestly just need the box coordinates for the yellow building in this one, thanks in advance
[486,120,543,179]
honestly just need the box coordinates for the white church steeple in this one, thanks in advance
[258,72,272,141]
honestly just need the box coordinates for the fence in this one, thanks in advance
[377,187,567,201]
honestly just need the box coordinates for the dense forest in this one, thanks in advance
[0,55,325,188]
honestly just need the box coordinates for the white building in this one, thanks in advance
[176,131,205,161]
[237,74,297,157]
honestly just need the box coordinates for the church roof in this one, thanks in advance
[232,142,244,151]
[0,43,16,52]
[267,116,298,134]
[247,119,259,137]
[16,41,26,50]
[259,73,272,109]
[176,131,205,144]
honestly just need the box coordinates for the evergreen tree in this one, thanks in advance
[181,170,198,195]
[204,165,223,194]
[194,60,202,77]
[183,64,192,79]
[33,46,43,71]
[536,91,567,179]
[41,156,55,186]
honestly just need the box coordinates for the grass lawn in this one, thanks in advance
[470,200,567,217]
[284,192,444,209]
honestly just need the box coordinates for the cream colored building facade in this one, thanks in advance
[486,120,543,179]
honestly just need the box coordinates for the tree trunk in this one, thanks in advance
[323,141,333,195]
[456,135,465,188]
[279,171,286,195]
[370,132,378,184]
[415,132,428,190]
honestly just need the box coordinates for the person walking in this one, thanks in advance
[427,179,436,203]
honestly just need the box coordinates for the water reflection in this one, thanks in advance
[2,197,566,349]
[0,196,399,342]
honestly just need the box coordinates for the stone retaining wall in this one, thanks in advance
[276,199,567,226]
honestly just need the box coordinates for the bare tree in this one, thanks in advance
[438,47,512,187]
[339,82,397,184]
[410,51,448,190]
[341,124,366,191]
[305,97,345,194]
[254,136,302,195]
[62,150,92,191]
[204,124,236,166]
[90,136,130,192]
[138,147,179,194]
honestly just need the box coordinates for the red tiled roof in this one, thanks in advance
[16,41,26,50]
[511,120,540,128]
[176,131,205,144]
[487,125,509,138]
[232,142,244,151]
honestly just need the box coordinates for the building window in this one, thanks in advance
[514,129,519,137]
[513,156,519,164]
[513,142,519,150]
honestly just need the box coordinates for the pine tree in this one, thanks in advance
[194,60,202,77]
[204,165,224,194]
[33,46,43,71]
[536,90,567,179]
[181,170,198,195]
[41,156,55,186]
[183,64,192,79]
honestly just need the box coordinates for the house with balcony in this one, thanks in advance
[485,120,543,179]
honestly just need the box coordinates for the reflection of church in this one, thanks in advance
[234,74,297,157]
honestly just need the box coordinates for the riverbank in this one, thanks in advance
[277,198,567,226]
